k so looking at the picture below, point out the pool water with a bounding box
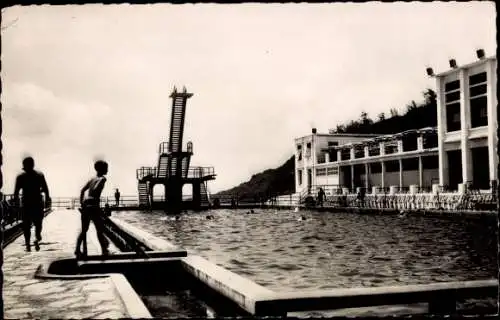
[113,209,497,292]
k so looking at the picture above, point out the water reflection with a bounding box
[115,209,497,291]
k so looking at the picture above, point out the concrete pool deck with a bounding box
[2,209,152,319]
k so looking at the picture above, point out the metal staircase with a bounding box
[181,157,190,178]
[157,155,169,179]
[167,87,192,178]
[138,182,150,207]
[157,142,169,179]
[200,181,210,208]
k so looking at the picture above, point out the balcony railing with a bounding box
[136,166,156,180]
[159,141,169,154]
[186,166,215,178]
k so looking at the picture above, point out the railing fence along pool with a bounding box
[14,187,496,213]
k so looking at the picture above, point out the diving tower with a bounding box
[136,87,216,213]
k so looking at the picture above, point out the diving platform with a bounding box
[135,87,216,212]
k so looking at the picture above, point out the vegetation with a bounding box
[214,89,437,199]
[332,89,437,135]
[213,155,295,201]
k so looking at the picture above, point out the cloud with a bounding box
[2,82,135,197]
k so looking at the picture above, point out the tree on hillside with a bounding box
[378,112,385,121]
[360,111,373,126]
[390,108,399,118]
[405,100,418,113]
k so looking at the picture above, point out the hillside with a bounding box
[213,156,295,201]
[214,89,437,200]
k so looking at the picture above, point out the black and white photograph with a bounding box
[0,1,498,318]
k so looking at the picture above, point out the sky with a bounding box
[1,2,496,198]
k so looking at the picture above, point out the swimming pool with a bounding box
[113,208,497,293]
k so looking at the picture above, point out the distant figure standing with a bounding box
[14,157,51,252]
[357,187,366,207]
[114,188,120,206]
[75,160,110,257]
[317,187,326,207]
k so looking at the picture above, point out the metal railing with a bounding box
[1,196,22,228]
[186,166,215,179]
[293,184,498,211]
[1,194,52,246]
[136,166,156,180]
[158,141,169,154]
[42,194,200,210]
[137,165,214,180]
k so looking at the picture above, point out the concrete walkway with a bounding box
[2,209,137,319]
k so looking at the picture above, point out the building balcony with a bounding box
[319,128,438,165]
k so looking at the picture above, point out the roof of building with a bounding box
[295,132,378,141]
[322,127,437,150]
[435,55,496,77]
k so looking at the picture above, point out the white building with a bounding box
[294,53,498,196]
[294,131,375,195]
[436,55,497,191]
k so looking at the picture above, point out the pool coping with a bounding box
[110,273,153,318]
[110,217,275,314]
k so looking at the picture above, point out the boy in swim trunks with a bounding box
[75,160,110,257]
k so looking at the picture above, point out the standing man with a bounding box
[114,188,120,207]
[14,157,51,252]
[317,187,326,207]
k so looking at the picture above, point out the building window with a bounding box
[470,96,488,127]
[354,146,364,159]
[368,143,380,156]
[328,141,339,147]
[445,79,461,132]
[446,102,461,132]
[422,155,439,169]
[354,164,366,175]
[327,167,338,175]
[469,72,487,85]
[445,79,460,91]
[317,153,326,164]
[384,142,398,154]
[402,135,418,152]
[469,72,488,128]
[298,170,302,185]
[423,133,438,149]
[341,148,350,160]
[329,150,338,162]
[402,158,419,170]
[384,160,400,172]
[316,168,327,176]
[370,162,382,173]
[305,142,312,158]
